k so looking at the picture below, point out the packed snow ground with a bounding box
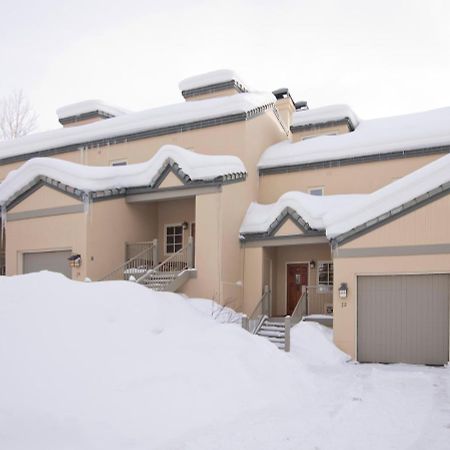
[1,272,449,450]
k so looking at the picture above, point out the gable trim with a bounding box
[7,204,84,222]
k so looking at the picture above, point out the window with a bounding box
[110,160,127,166]
[308,187,324,196]
[165,225,183,254]
[318,261,333,286]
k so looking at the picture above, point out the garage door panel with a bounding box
[23,251,72,279]
[358,274,449,365]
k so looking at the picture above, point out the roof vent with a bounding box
[272,88,290,100]
[294,101,308,111]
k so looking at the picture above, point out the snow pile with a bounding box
[0,145,246,205]
[56,100,129,120]
[240,191,363,234]
[324,151,450,237]
[0,272,310,449]
[291,104,359,129]
[260,106,450,169]
[0,92,274,160]
[188,298,244,324]
[290,321,350,366]
[179,69,248,92]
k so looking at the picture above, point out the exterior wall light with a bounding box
[182,221,189,230]
[68,254,82,268]
[339,282,348,299]
[309,260,316,269]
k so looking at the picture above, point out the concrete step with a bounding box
[267,336,285,343]
[258,330,285,338]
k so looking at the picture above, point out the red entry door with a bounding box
[286,263,309,315]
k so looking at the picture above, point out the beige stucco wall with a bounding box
[333,194,450,359]
[258,153,440,201]
[86,199,158,281]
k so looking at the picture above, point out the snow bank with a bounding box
[188,298,243,324]
[0,92,274,160]
[240,191,363,234]
[0,272,311,449]
[290,321,350,366]
[56,99,129,120]
[291,104,359,129]
[259,106,450,169]
[179,69,248,92]
[0,145,246,205]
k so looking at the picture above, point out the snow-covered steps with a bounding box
[256,318,290,351]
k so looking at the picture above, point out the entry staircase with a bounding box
[100,238,195,292]
[242,285,332,352]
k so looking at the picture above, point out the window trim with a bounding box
[308,186,324,196]
[317,260,333,287]
[164,223,184,256]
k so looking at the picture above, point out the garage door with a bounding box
[23,251,72,278]
[358,274,449,365]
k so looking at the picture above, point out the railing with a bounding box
[101,239,157,281]
[242,285,271,333]
[0,250,5,276]
[305,285,333,315]
[291,290,307,326]
[137,237,193,286]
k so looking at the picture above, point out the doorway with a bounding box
[286,263,308,315]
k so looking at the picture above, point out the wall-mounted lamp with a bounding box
[339,282,348,299]
[68,254,82,268]
[182,221,189,230]
[309,260,316,269]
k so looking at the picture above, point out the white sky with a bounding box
[1,0,450,132]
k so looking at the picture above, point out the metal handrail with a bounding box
[137,237,193,285]
[101,240,156,281]
[247,285,271,333]
[291,290,307,325]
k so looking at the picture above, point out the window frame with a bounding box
[164,223,184,255]
[317,261,334,287]
[308,186,324,196]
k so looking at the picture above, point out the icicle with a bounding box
[0,204,6,249]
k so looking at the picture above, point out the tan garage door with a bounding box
[23,251,72,279]
[358,274,449,365]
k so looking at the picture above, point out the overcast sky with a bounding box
[1,0,450,132]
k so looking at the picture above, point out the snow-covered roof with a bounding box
[291,104,359,129]
[0,145,247,206]
[243,152,450,243]
[0,92,274,161]
[179,69,248,93]
[324,152,450,239]
[240,191,363,234]
[259,106,450,170]
[56,100,129,121]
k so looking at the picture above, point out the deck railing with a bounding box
[101,239,157,281]
[136,237,193,285]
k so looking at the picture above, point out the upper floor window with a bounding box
[318,261,333,286]
[308,187,324,196]
[110,160,127,167]
[165,224,183,254]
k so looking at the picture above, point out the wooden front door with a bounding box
[286,263,309,315]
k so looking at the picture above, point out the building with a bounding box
[0,70,449,365]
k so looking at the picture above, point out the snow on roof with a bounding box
[243,152,450,240]
[0,145,246,205]
[56,100,129,120]
[324,152,450,238]
[291,104,359,129]
[179,69,248,92]
[0,92,274,160]
[240,191,363,234]
[259,106,450,170]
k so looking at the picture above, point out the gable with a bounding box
[340,193,450,250]
[9,185,81,214]
[157,170,185,189]
[273,218,304,237]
